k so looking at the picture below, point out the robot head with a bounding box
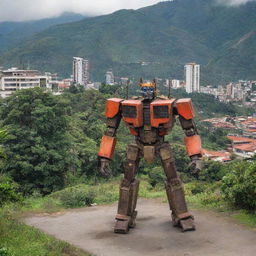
[139,78,156,100]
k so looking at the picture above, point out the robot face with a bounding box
[141,86,155,100]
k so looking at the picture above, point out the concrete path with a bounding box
[25,199,256,256]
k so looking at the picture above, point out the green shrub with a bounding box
[184,182,207,195]
[198,191,221,206]
[51,185,95,208]
[221,161,256,210]
[0,175,21,206]
[148,167,165,187]
[0,248,13,256]
[199,160,225,182]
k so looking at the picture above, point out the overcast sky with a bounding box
[0,0,161,22]
[0,0,255,22]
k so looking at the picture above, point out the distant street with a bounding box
[25,199,256,256]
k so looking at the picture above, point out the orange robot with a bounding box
[98,79,202,233]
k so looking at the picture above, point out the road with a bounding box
[25,199,256,256]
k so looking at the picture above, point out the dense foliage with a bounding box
[0,87,254,205]
[0,89,79,195]
[0,175,21,206]
[221,161,256,210]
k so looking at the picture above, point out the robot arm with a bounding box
[176,99,202,174]
[98,98,123,176]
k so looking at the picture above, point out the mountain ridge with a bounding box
[0,0,256,84]
[0,12,86,53]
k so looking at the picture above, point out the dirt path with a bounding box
[25,199,256,256]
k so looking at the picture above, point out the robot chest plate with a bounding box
[121,99,175,128]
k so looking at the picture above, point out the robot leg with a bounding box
[114,143,141,234]
[159,142,195,232]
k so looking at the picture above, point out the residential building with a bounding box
[73,57,90,86]
[120,77,129,85]
[227,135,256,158]
[172,79,181,89]
[233,143,256,158]
[202,149,231,162]
[105,70,115,85]
[226,83,233,97]
[184,63,200,93]
[0,68,49,98]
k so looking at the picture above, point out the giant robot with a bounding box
[98,79,202,234]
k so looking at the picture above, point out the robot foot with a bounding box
[180,217,196,232]
[172,213,195,232]
[114,211,138,234]
[114,219,130,234]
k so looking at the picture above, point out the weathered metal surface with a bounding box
[143,146,155,163]
[98,82,202,234]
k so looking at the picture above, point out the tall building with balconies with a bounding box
[73,57,90,86]
[184,63,200,93]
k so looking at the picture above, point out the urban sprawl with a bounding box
[0,58,255,159]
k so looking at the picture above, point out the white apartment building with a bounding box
[172,79,181,89]
[184,63,200,93]
[73,57,90,86]
[105,71,115,85]
[0,68,49,98]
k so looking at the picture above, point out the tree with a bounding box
[199,160,224,181]
[221,161,256,210]
[0,88,79,195]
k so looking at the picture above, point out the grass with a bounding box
[15,179,256,231]
[231,210,256,227]
[0,209,90,256]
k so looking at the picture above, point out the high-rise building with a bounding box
[184,63,200,93]
[226,83,234,97]
[105,70,115,85]
[73,57,89,86]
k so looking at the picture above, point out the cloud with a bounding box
[216,0,256,6]
[0,0,161,22]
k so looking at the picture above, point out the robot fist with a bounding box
[98,157,112,177]
[190,155,203,175]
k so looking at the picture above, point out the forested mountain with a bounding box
[0,12,85,53]
[0,0,256,84]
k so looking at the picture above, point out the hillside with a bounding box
[0,13,85,54]
[0,0,256,84]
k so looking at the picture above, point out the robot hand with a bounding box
[98,157,112,177]
[190,155,203,176]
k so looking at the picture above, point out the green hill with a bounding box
[0,0,256,84]
[0,13,85,53]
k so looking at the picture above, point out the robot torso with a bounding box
[108,97,176,145]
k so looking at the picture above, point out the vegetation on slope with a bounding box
[0,87,255,254]
[0,13,85,53]
[1,0,256,83]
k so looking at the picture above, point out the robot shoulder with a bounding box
[105,98,123,118]
[156,95,169,100]
[175,98,195,120]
